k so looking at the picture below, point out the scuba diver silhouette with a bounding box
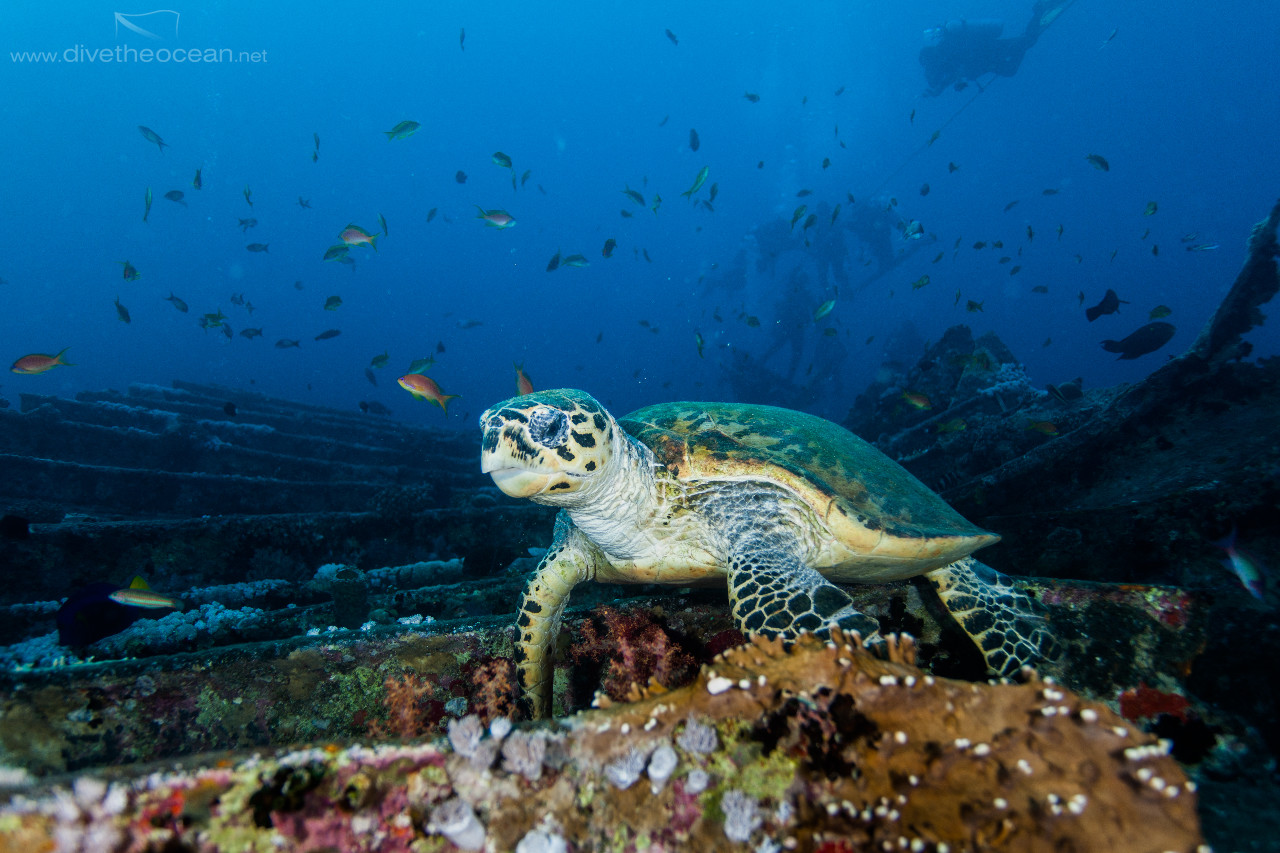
[919,1,1066,95]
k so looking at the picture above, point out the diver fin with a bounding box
[726,537,880,641]
[926,557,1058,676]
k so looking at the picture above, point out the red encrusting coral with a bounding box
[570,605,698,704]
[1118,682,1192,722]
[702,627,748,659]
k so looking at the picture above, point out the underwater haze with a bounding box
[3,0,1278,426]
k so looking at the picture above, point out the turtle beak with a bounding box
[486,466,553,498]
[480,422,555,498]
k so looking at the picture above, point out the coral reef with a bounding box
[0,632,1205,852]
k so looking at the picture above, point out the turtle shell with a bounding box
[620,401,997,580]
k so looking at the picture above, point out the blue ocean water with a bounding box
[3,1,1277,426]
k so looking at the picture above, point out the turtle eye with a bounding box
[528,407,569,448]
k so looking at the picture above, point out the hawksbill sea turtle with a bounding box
[480,389,1056,718]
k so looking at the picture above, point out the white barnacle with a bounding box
[1150,776,1167,791]
[826,802,840,815]
[838,657,852,668]
[758,674,767,686]
[878,675,898,686]
[903,675,916,688]
[908,775,919,787]
[1040,705,1058,716]
[1079,708,1098,723]
[620,724,630,735]
[1136,767,1153,782]
[894,731,909,745]
[738,679,752,690]
[1017,758,1033,775]
[1112,726,1129,737]
[993,798,1008,810]
[953,738,971,750]
[707,676,734,695]
[644,718,658,731]
[973,743,991,757]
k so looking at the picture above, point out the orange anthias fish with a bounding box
[398,374,459,414]
[901,391,932,411]
[339,224,379,251]
[514,362,534,395]
[11,347,73,374]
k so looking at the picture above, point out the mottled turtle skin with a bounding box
[480,389,1053,718]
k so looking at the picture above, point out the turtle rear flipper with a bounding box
[727,535,880,641]
[927,557,1058,676]
[516,514,596,719]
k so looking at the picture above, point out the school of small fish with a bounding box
[7,22,1218,426]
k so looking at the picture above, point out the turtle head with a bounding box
[480,389,615,503]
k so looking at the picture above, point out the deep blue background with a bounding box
[3,1,1278,426]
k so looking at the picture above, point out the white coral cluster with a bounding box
[94,601,267,655]
[502,731,548,781]
[9,777,128,853]
[429,797,485,851]
[721,788,763,842]
[977,362,1045,403]
[447,714,528,774]
[602,747,647,790]
[677,716,719,754]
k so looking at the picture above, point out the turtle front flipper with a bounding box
[926,557,1058,676]
[516,513,598,719]
[726,534,880,642]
